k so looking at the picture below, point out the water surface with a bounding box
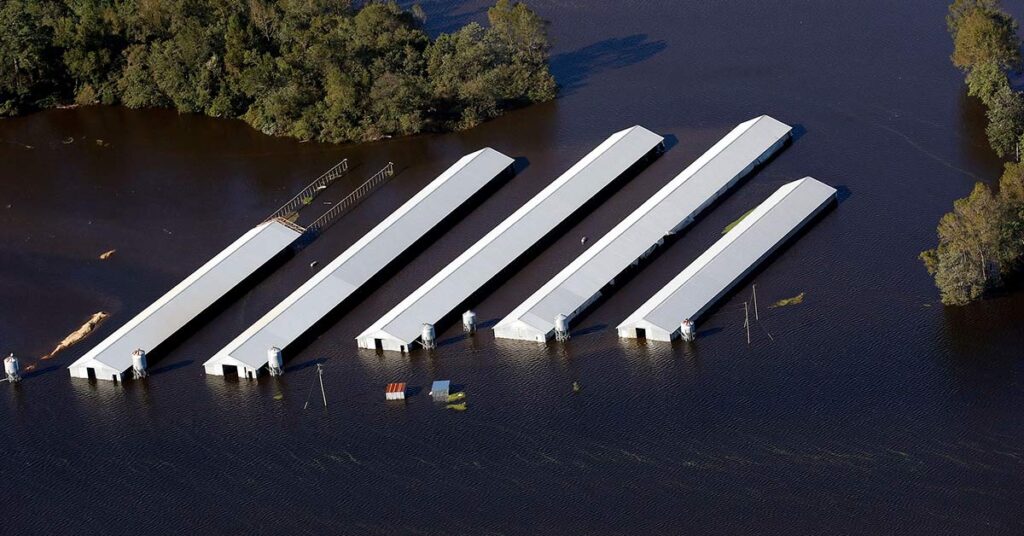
[2,1,1023,534]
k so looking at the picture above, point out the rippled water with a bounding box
[2,1,1023,534]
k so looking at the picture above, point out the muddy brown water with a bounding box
[1,1,1023,534]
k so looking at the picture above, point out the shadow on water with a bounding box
[570,323,606,338]
[22,364,61,379]
[696,327,723,339]
[836,185,853,204]
[437,333,468,347]
[957,91,1005,178]
[285,356,328,373]
[149,360,193,376]
[551,34,668,95]
[790,124,808,142]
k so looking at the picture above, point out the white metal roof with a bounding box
[493,115,792,342]
[204,148,514,371]
[69,219,302,375]
[616,177,836,341]
[357,126,665,351]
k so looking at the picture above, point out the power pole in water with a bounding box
[744,302,751,345]
[303,362,329,409]
[317,364,327,408]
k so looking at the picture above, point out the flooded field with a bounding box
[1,1,1023,534]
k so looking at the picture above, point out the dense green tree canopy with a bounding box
[922,162,1024,305]
[0,0,557,143]
[947,0,1022,156]
[925,0,1024,304]
[950,4,1020,71]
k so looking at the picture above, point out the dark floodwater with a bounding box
[3,1,1024,534]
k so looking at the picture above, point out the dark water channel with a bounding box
[1,1,1023,534]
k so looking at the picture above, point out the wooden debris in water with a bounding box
[99,249,116,260]
[43,312,109,359]
[770,292,805,308]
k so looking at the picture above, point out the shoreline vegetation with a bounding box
[0,0,556,143]
[920,0,1024,305]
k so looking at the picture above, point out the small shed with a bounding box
[430,380,450,402]
[385,382,406,400]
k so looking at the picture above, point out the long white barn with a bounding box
[493,115,792,342]
[357,126,665,352]
[203,148,514,377]
[616,177,836,342]
[69,219,303,381]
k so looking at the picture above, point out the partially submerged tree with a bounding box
[922,164,1024,305]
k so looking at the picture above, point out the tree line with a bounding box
[921,0,1024,305]
[0,0,557,143]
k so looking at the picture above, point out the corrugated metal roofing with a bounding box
[203,148,513,373]
[386,382,406,400]
[68,219,302,379]
[356,126,665,352]
[430,380,450,401]
[616,177,836,342]
[493,115,792,342]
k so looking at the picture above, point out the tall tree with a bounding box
[984,85,1024,159]
[0,0,59,115]
[950,5,1020,71]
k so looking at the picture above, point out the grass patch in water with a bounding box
[722,208,755,234]
[770,292,805,308]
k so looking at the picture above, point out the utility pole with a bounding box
[744,302,751,345]
[317,363,327,408]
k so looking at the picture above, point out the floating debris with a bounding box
[572,381,581,394]
[722,208,755,234]
[44,312,109,359]
[99,249,116,260]
[309,261,319,269]
[2,139,34,150]
[447,391,466,403]
[386,382,406,400]
[430,380,450,402]
[95,139,110,147]
[62,137,74,145]
[273,392,284,401]
[770,292,805,308]
[446,402,467,411]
